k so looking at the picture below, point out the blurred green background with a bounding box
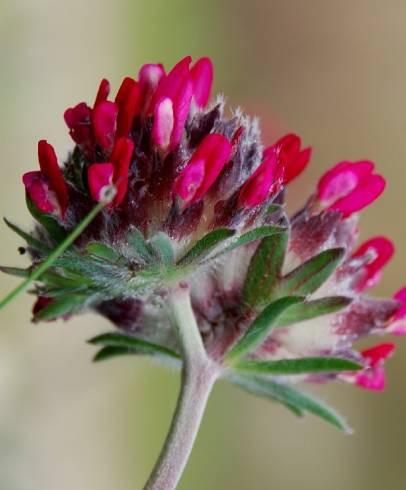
[1,1,406,488]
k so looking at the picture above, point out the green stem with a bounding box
[0,202,105,310]
[143,286,219,490]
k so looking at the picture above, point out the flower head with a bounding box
[4,55,405,433]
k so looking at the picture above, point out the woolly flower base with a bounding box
[1,54,405,489]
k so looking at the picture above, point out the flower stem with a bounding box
[143,286,218,490]
[0,202,105,310]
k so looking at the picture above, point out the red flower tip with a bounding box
[34,140,69,217]
[23,171,60,215]
[94,78,111,107]
[88,163,115,203]
[32,296,55,322]
[152,57,194,151]
[351,236,395,291]
[237,150,284,208]
[173,133,232,206]
[64,102,93,146]
[316,160,385,217]
[190,57,213,108]
[92,101,118,150]
[385,287,406,335]
[110,137,134,207]
[353,343,396,391]
[138,63,165,113]
[115,77,140,138]
[264,133,311,185]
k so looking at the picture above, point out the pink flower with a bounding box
[92,101,118,150]
[114,77,140,138]
[385,287,406,335]
[88,137,134,208]
[264,133,311,184]
[65,79,111,149]
[237,150,285,208]
[151,56,194,151]
[173,133,232,206]
[354,343,395,391]
[316,160,385,217]
[190,57,213,108]
[351,236,395,291]
[138,63,165,114]
[22,140,69,218]
[63,102,93,147]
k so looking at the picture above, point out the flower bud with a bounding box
[173,133,232,206]
[316,160,385,217]
[351,236,394,291]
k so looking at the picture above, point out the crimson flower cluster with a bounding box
[10,55,405,400]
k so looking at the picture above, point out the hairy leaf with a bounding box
[89,333,180,362]
[177,228,235,266]
[276,248,345,298]
[149,232,174,265]
[275,296,352,326]
[243,230,288,306]
[127,228,156,263]
[230,374,351,432]
[86,242,121,262]
[4,218,51,254]
[234,357,361,375]
[225,296,303,363]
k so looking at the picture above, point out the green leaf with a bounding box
[127,228,156,263]
[26,194,67,242]
[225,296,303,363]
[0,266,29,277]
[243,230,288,306]
[227,374,303,416]
[0,203,105,311]
[34,293,89,321]
[149,232,174,264]
[275,296,352,327]
[276,248,345,298]
[85,242,121,262]
[230,374,351,432]
[178,228,235,266]
[209,226,286,261]
[234,357,361,376]
[4,218,51,254]
[88,333,180,362]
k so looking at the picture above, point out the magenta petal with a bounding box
[238,153,281,208]
[152,97,174,150]
[88,163,114,202]
[22,171,59,215]
[191,133,232,202]
[37,140,69,216]
[173,133,232,205]
[361,342,395,366]
[138,63,165,113]
[92,101,118,150]
[355,366,386,391]
[64,102,93,146]
[190,57,213,107]
[317,161,374,203]
[351,236,395,291]
[94,78,111,107]
[170,77,194,150]
[329,174,385,217]
[285,147,312,184]
[110,137,134,207]
[173,158,205,202]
